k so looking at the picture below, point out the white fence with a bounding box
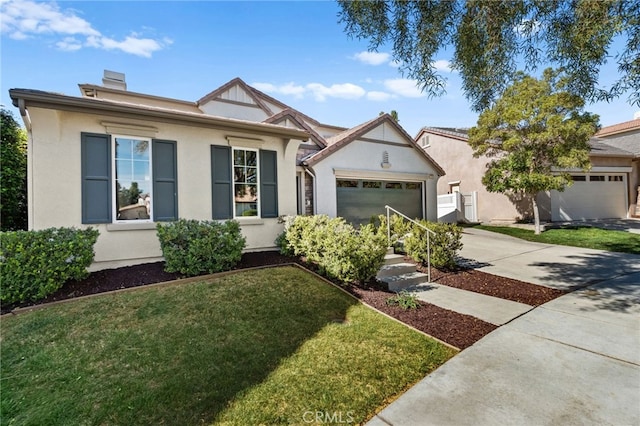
[437,191,478,223]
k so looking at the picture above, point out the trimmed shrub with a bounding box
[404,220,463,269]
[278,215,388,284]
[156,219,246,276]
[0,227,99,304]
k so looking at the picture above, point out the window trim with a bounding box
[232,146,261,219]
[112,134,154,223]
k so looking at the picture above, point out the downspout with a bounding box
[18,98,32,131]
[303,165,317,215]
[18,98,34,229]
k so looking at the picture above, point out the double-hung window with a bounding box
[211,145,278,220]
[114,136,152,221]
[81,132,178,224]
[233,148,259,217]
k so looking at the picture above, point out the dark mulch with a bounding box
[3,251,567,350]
[417,262,567,306]
[350,286,498,349]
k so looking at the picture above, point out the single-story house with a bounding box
[417,119,640,223]
[10,71,443,270]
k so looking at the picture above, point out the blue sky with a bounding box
[2,0,638,137]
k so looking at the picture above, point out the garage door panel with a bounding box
[551,176,626,221]
[337,180,422,225]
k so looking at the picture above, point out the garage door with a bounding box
[336,179,422,225]
[551,174,626,221]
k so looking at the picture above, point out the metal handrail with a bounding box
[385,205,435,282]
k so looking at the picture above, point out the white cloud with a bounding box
[353,51,391,66]
[253,82,307,99]
[0,0,168,57]
[433,59,453,73]
[383,79,426,98]
[306,83,366,101]
[367,91,393,101]
[56,36,82,51]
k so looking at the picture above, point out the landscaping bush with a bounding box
[404,220,463,269]
[0,227,99,304]
[277,215,388,284]
[156,219,246,276]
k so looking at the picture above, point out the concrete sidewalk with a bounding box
[368,229,640,426]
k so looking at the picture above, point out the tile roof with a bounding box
[418,126,470,141]
[595,118,640,137]
[589,138,635,157]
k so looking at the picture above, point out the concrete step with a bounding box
[382,271,430,292]
[377,262,417,279]
[383,253,406,265]
[386,246,395,255]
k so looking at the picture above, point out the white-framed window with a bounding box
[233,147,259,217]
[113,135,152,222]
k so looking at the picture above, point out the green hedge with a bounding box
[404,220,463,269]
[156,219,246,276]
[278,215,388,284]
[0,227,99,305]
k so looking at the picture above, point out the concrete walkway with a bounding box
[409,282,532,325]
[368,228,640,426]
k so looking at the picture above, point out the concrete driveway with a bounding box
[368,228,640,426]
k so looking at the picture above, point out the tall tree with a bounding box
[468,69,599,234]
[0,109,28,231]
[338,0,639,111]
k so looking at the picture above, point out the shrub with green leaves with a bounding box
[156,219,246,276]
[386,291,421,310]
[0,227,99,305]
[404,220,463,269]
[278,215,388,284]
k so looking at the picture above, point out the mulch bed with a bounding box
[2,251,567,350]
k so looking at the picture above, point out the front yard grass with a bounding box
[1,266,456,425]
[476,225,640,255]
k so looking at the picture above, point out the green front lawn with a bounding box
[1,266,456,425]
[476,225,640,255]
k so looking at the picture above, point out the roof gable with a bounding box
[306,114,445,175]
[197,77,275,116]
[263,109,327,148]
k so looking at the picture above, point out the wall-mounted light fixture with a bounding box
[381,151,391,169]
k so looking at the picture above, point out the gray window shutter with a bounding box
[211,145,232,219]
[260,149,278,218]
[81,132,112,224]
[152,140,178,221]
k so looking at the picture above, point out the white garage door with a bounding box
[336,179,423,225]
[551,174,626,221]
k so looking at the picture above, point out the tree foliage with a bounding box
[468,69,599,233]
[1,109,28,231]
[338,0,639,111]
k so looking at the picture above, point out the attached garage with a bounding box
[551,173,628,221]
[336,179,423,225]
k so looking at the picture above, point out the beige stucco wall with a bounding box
[310,128,440,221]
[424,133,529,223]
[27,107,301,270]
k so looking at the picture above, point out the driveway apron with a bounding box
[368,228,640,426]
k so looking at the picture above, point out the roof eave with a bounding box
[10,89,309,141]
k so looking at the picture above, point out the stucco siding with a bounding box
[27,107,300,269]
[311,139,439,221]
[425,133,526,222]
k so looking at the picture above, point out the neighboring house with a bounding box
[10,72,443,270]
[417,121,639,223]
[593,119,640,218]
